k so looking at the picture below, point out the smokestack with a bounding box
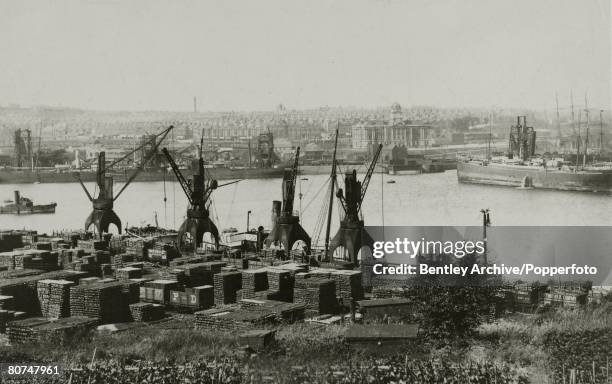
[271,200,281,226]
[193,96,197,113]
[14,191,20,204]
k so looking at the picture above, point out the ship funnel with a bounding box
[14,191,20,204]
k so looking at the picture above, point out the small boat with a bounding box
[0,191,57,215]
[386,180,396,184]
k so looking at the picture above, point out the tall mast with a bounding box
[555,93,561,145]
[576,110,581,170]
[487,113,492,160]
[570,90,576,134]
[599,110,604,156]
[324,123,339,258]
[583,95,589,167]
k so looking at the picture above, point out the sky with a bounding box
[0,0,610,112]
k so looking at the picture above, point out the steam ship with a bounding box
[456,116,612,193]
[0,191,57,214]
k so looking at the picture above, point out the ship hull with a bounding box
[0,203,56,214]
[457,161,612,193]
[0,167,284,184]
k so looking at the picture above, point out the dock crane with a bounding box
[327,143,383,265]
[75,125,173,238]
[162,139,223,252]
[265,147,311,254]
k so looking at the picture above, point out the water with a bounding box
[0,171,611,245]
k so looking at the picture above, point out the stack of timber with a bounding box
[8,316,97,344]
[213,271,242,305]
[169,285,214,311]
[76,239,108,252]
[194,307,276,331]
[240,269,269,299]
[115,267,142,280]
[37,279,75,318]
[261,268,293,302]
[128,303,165,322]
[293,274,337,316]
[0,231,25,252]
[69,281,127,323]
[0,270,87,314]
[142,280,179,304]
[239,298,305,323]
[125,238,152,261]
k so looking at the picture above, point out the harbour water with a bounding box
[0,170,610,245]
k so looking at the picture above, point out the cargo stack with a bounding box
[61,232,82,248]
[121,280,141,304]
[331,270,364,304]
[194,307,276,331]
[7,317,50,343]
[543,288,588,308]
[111,253,135,268]
[115,267,142,280]
[77,239,108,252]
[0,231,25,252]
[189,285,214,309]
[8,316,97,344]
[514,283,547,312]
[14,254,32,270]
[294,275,337,316]
[129,303,165,322]
[69,282,127,323]
[147,243,179,264]
[264,268,293,302]
[241,269,269,299]
[213,271,242,305]
[142,280,179,304]
[160,269,188,287]
[176,263,214,287]
[23,250,59,271]
[20,232,38,247]
[201,261,226,274]
[239,298,305,323]
[0,270,86,314]
[37,279,75,318]
[108,235,125,253]
[0,251,20,270]
[125,238,151,261]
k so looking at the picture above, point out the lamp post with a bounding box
[246,210,252,232]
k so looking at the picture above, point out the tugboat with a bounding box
[0,191,57,214]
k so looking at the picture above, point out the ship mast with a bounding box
[555,93,561,146]
[570,90,576,134]
[575,110,581,170]
[600,110,605,157]
[583,95,590,167]
[324,123,339,258]
[487,113,492,160]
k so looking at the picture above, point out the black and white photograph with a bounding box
[0,0,610,383]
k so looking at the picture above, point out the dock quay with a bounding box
[0,228,377,344]
[0,227,608,349]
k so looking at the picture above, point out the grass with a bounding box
[473,303,612,382]
[0,303,609,383]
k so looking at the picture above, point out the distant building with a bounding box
[351,103,434,150]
